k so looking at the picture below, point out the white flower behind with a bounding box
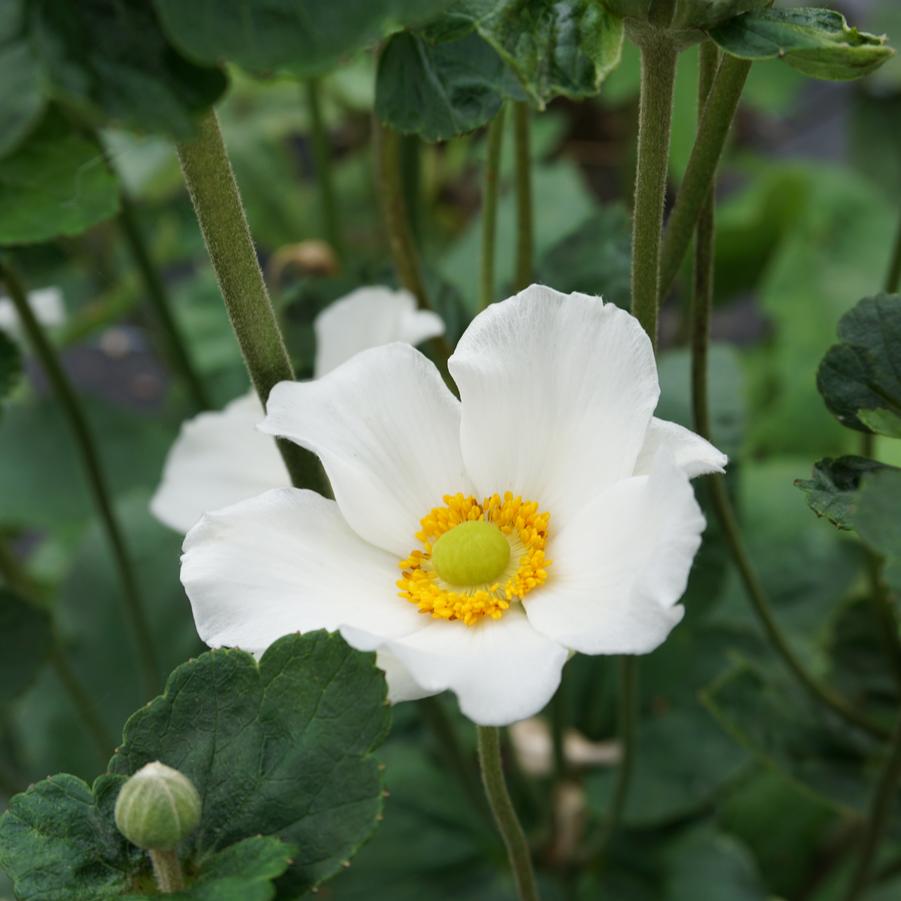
[181,285,726,726]
[0,287,66,341]
[151,286,444,533]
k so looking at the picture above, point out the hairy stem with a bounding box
[0,263,159,695]
[480,107,507,310]
[150,848,185,893]
[175,110,317,490]
[305,77,343,257]
[513,102,534,291]
[477,726,540,901]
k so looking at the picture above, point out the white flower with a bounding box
[0,287,66,341]
[181,286,726,726]
[150,286,444,532]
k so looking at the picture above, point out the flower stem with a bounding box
[0,262,159,696]
[886,207,901,295]
[658,54,751,302]
[513,102,534,291]
[631,32,678,347]
[477,725,540,901]
[304,77,343,258]
[149,848,185,893]
[175,110,318,490]
[117,190,210,412]
[843,715,901,901]
[480,107,507,310]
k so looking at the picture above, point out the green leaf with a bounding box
[855,467,901,593]
[710,8,895,81]
[31,0,227,139]
[375,30,520,141]
[109,631,390,895]
[600,0,770,31]
[0,328,22,408]
[0,589,53,704]
[817,294,901,436]
[0,109,119,245]
[0,0,44,158]
[795,456,897,530]
[153,0,454,77]
[0,773,141,900]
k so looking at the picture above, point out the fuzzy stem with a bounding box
[631,33,678,347]
[480,107,507,310]
[117,190,210,411]
[175,110,316,489]
[513,102,534,291]
[305,77,343,257]
[149,848,185,893]
[658,54,751,301]
[477,725,540,901]
[0,262,159,695]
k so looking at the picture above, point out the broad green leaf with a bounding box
[153,0,454,77]
[375,30,520,141]
[0,0,44,158]
[0,773,141,900]
[109,632,390,895]
[31,0,227,139]
[0,109,119,245]
[0,328,22,408]
[817,294,901,436]
[0,589,53,704]
[600,0,769,30]
[855,468,901,592]
[710,8,894,81]
[795,456,896,530]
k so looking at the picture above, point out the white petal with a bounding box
[381,609,568,726]
[0,286,65,339]
[375,649,438,703]
[449,285,659,527]
[181,488,425,653]
[314,286,444,378]
[524,451,704,655]
[261,344,472,556]
[633,417,726,478]
[151,391,288,533]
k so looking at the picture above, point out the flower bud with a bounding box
[114,761,201,851]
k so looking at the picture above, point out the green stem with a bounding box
[658,54,751,301]
[0,263,159,696]
[886,207,901,295]
[550,683,567,785]
[373,119,451,360]
[513,102,534,291]
[631,33,678,347]
[843,716,901,900]
[175,110,315,490]
[150,848,185,893]
[117,190,210,411]
[480,107,507,310]
[399,133,423,245]
[304,77,343,257]
[477,726,540,901]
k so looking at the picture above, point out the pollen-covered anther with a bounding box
[397,492,551,626]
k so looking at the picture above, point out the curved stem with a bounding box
[480,107,507,310]
[117,190,210,411]
[658,54,751,302]
[513,102,534,292]
[477,725,540,901]
[175,110,319,490]
[305,77,343,257]
[631,32,678,348]
[843,715,901,900]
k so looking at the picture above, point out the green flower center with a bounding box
[430,520,511,587]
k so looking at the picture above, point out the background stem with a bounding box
[0,263,159,696]
[305,77,343,257]
[886,207,901,295]
[513,102,534,291]
[480,108,506,310]
[477,725,540,901]
[176,110,317,490]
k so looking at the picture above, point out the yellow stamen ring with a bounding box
[397,492,551,626]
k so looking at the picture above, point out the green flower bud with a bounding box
[601,0,771,31]
[114,761,201,851]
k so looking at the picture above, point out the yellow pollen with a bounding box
[397,492,551,627]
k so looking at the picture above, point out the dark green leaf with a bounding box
[0,328,22,408]
[795,455,896,530]
[855,467,901,593]
[817,294,901,436]
[0,773,141,900]
[31,0,227,139]
[109,631,390,895]
[0,0,44,158]
[0,109,119,245]
[153,0,454,77]
[0,589,53,704]
[710,8,894,81]
[375,30,520,141]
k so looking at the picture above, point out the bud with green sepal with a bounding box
[114,761,201,892]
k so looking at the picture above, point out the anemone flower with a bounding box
[151,286,443,532]
[181,285,725,725]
